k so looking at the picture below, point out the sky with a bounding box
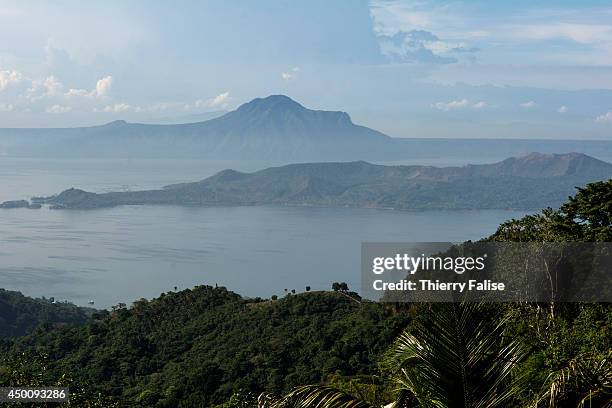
[1,0,612,138]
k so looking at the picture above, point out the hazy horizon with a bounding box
[1,0,612,139]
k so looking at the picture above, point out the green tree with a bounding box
[529,351,611,408]
[492,180,612,243]
[271,302,527,407]
[559,180,612,241]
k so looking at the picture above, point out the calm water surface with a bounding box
[0,158,529,307]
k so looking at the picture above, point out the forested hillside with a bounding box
[262,181,612,408]
[0,289,90,338]
[0,181,610,407]
[1,289,408,407]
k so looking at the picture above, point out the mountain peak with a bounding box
[488,152,612,178]
[237,95,305,113]
[101,120,128,127]
[230,95,356,129]
[512,152,597,166]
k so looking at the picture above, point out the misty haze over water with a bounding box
[0,157,527,307]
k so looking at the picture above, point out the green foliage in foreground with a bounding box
[1,290,408,407]
[1,180,610,407]
[491,181,612,407]
[267,302,528,408]
[0,352,119,407]
[265,180,612,408]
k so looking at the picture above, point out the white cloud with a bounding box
[63,76,113,101]
[558,105,568,113]
[46,104,72,113]
[0,74,117,114]
[369,0,433,35]
[42,76,62,96]
[595,111,612,123]
[432,99,469,110]
[0,70,23,91]
[65,88,90,97]
[95,76,113,98]
[25,75,63,101]
[208,91,230,107]
[520,101,537,108]
[472,101,487,109]
[377,30,463,64]
[99,102,132,113]
[64,76,112,99]
[193,91,231,110]
[513,23,612,45]
[0,103,15,112]
[281,67,299,81]
[369,1,479,64]
[370,1,612,67]
[432,99,486,111]
[0,70,156,117]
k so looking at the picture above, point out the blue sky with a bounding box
[1,0,612,138]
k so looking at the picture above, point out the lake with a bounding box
[0,158,529,308]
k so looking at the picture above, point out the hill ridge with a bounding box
[15,152,612,211]
[0,95,392,160]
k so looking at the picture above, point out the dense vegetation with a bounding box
[488,180,612,406]
[0,180,610,407]
[268,180,611,408]
[1,289,408,407]
[0,289,89,338]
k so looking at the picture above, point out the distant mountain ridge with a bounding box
[141,110,226,125]
[465,152,610,177]
[2,95,612,160]
[23,152,612,210]
[0,95,393,160]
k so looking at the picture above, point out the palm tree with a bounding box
[266,302,527,408]
[259,386,370,408]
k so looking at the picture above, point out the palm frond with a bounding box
[530,351,612,408]
[382,302,528,408]
[266,385,373,408]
